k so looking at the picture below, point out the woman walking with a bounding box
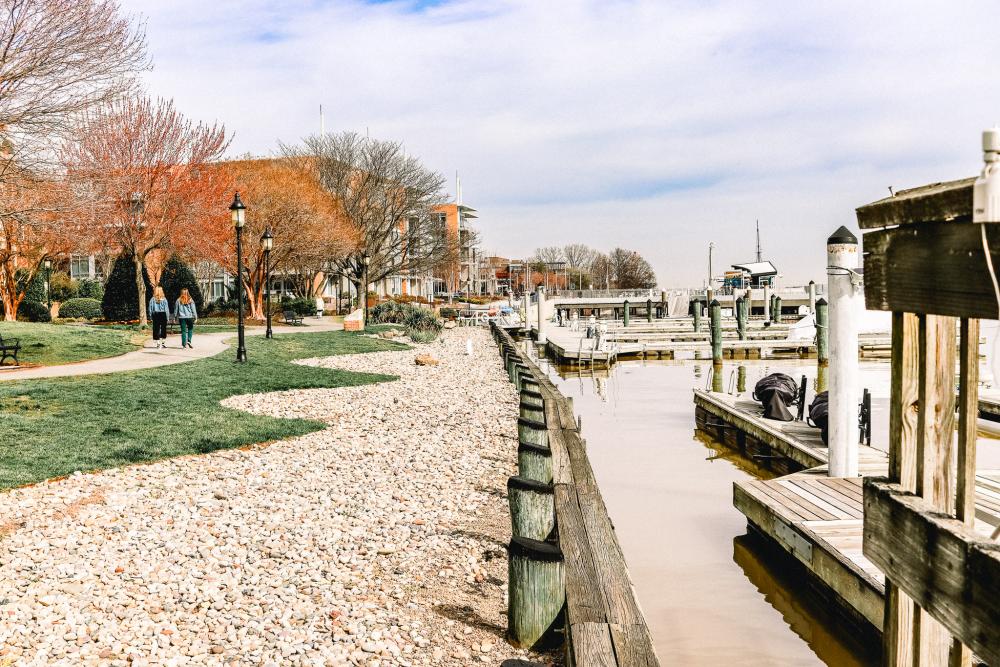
[174,288,198,349]
[149,286,170,349]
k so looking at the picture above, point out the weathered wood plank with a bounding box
[568,622,617,667]
[609,623,659,667]
[855,177,974,229]
[555,484,608,625]
[862,223,1000,319]
[956,318,979,525]
[864,478,1000,666]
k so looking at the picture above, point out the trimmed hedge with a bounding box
[18,300,51,322]
[59,298,103,320]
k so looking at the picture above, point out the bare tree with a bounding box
[563,243,597,289]
[609,247,657,289]
[0,0,148,199]
[63,96,230,324]
[283,131,451,303]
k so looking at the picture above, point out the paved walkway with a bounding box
[0,317,343,381]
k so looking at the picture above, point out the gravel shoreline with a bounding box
[0,328,559,666]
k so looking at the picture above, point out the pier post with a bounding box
[623,300,630,327]
[646,298,653,323]
[808,280,817,314]
[518,417,548,447]
[520,395,546,423]
[827,226,860,477]
[535,286,547,344]
[660,290,667,318]
[507,536,564,649]
[737,365,746,393]
[508,476,555,541]
[692,301,701,332]
[816,297,829,368]
[736,296,747,340]
[772,296,782,323]
[762,282,770,321]
[710,299,722,365]
[518,441,553,484]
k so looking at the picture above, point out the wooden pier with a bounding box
[693,388,1000,646]
[492,323,659,666]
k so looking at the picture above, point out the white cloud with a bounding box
[120,0,1000,286]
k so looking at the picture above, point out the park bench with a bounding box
[0,332,21,366]
[283,310,304,326]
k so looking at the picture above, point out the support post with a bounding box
[772,295,782,323]
[808,280,817,314]
[518,442,553,484]
[507,537,564,649]
[518,417,548,447]
[736,296,746,340]
[762,282,770,321]
[623,299,630,327]
[660,290,667,318]
[710,299,722,366]
[507,476,555,541]
[646,298,653,323]
[827,226,860,477]
[536,286,547,344]
[816,297,829,366]
[693,302,701,332]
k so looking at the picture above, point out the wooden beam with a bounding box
[885,311,920,666]
[855,177,974,229]
[862,222,1000,319]
[863,479,1000,666]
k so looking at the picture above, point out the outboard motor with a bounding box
[753,372,799,421]
[808,391,830,444]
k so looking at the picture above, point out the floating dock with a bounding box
[693,388,1000,638]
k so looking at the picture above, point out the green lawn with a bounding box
[0,321,141,366]
[0,330,406,489]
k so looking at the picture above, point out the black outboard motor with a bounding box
[753,372,799,421]
[808,390,830,444]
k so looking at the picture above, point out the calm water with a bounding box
[524,346,1000,666]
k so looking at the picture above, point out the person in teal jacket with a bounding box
[174,288,198,348]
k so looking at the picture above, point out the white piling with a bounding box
[808,280,817,314]
[827,226,861,477]
[536,286,547,345]
[762,282,770,321]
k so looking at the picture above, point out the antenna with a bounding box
[755,220,762,263]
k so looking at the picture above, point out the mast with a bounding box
[755,220,762,263]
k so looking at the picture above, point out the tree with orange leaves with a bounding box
[213,159,356,321]
[62,96,230,324]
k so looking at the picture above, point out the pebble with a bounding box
[0,330,556,666]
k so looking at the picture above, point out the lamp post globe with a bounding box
[261,227,274,339]
[230,193,248,363]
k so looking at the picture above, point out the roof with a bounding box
[731,260,777,276]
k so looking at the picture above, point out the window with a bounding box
[69,255,92,280]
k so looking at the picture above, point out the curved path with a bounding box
[0,317,343,382]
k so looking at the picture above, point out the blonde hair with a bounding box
[179,288,192,305]
[153,286,165,300]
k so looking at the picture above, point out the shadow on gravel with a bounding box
[449,528,505,548]
[501,661,554,667]
[433,603,506,638]
[474,484,508,499]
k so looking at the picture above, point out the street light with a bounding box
[230,192,247,363]
[43,258,52,312]
[361,253,370,327]
[261,227,274,339]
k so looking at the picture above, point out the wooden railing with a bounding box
[491,322,659,666]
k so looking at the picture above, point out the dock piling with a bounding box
[710,299,722,365]
[736,296,747,340]
[518,416,548,447]
[826,226,860,477]
[808,280,817,313]
[772,295,782,323]
[623,299,630,327]
[536,286,548,345]
[646,298,653,323]
[693,302,701,332]
[507,476,556,541]
[507,536,564,649]
[518,441,553,484]
[762,283,770,320]
[816,297,829,367]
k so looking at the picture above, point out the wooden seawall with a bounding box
[492,323,659,667]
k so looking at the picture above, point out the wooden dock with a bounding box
[694,388,1000,641]
[493,324,659,666]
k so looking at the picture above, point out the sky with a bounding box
[119,0,1000,288]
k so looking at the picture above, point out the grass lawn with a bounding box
[0,321,141,366]
[0,330,406,489]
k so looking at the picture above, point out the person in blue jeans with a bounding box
[174,288,198,348]
[148,286,170,348]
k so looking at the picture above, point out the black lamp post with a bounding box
[361,253,370,327]
[230,192,247,363]
[43,258,52,312]
[261,227,274,339]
